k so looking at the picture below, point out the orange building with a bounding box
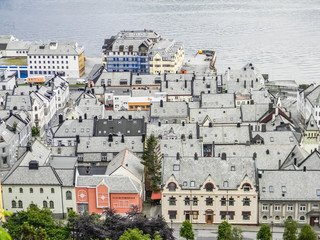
[76,176,143,214]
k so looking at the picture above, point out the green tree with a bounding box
[141,135,162,191]
[32,126,40,137]
[283,219,298,240]
[217,221,232,240]
[119,228,162,240]
[298,224,317,240]
[180,220,195,240]
[231,227,243,240]
[12,122,17,133]
[3,204,69,240]
[257,224,272,240]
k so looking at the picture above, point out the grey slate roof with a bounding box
[147,123,197,139]
[160,139,202,157]
[54,119,94,137]
[190,108,241,125]
[106,149,144,181]
[55,169,74,187]
[5,95,32,111]
[305,115,319,131]
[76,175,141,193]
[2,166,61,185]
[150,101,188,118]
[103,110,149,122]
[19,140,51,166]
[162,156,256,190]
[95,118,145,136]
[28,41,83,56]
[241,104,269,122]
[201,93,235,108]
[50,156,77,169]
[200,126,250,144]
[259,170,320,200]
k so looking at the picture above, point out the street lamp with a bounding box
[171,219,173,229]
[271,220,274,240]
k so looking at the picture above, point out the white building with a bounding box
[27,41,85,78]
[0,69,16,91]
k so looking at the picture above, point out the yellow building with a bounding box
[149,40,184,74]
[301,115,320,154]
[161,156,258,225]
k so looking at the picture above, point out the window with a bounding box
[193,211,199,220]
[242,211,250,220]
[40,188,44,193]
[206,197,213,206]
[312,204,319,209]
[8,188,12,193]
[229,198,234,206]
[43,201,48,208]
[275,216,280,221]
[220,211,227,220]
[231,166,235,171]
[51,188,54,193]
[190,181,195,187]
[223,181,229,188]
[282,186,286,193]
[221,197,226,206]
[169,197,176,206]
[274,204,281,211]
[20,188,23,193]
[317,189,320,196]
[262,204,268,211]
[193,197,198,206]
[269,186,274,192]
[30,188,33,193]
[287,204,293,211]
[184,197,190,206]
[243,184,250,191]
[12,200,16,208]
[299,216,305,221]
[299,204,306,212]
[287,216,293,220]
[262,215,268,221]
[173,164,180,171]
[228,211,235,220]
[168,182,176,192]
[169,211,176,219]
[205,183,214,192]
[66,191,72,200]
[49,201,54,209]
[18,200,23,208]
[243,198,250,206]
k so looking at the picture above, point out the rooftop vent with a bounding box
[29,160,39,170]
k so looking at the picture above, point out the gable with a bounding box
[96,183,110,208]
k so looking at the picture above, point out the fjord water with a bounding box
[0,0,320,83]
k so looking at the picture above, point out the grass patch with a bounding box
[0,57,28,66]
[69,84,86,87]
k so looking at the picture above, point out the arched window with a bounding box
[18,200,23,208]
[30,188,33,193]
[242,183,251,191]
[205,183,214,192]
[49,201,54,209]
[12,200,16,208]
[275,216,280,221]
[19,188,23,193]
[43,201,48,208]
[262,216,268,221]
[8,188,12,193]
[66,191,72,200]
[40,188,43,193]
[287,216,293,220]
[51,188,55,193]
[168,182,176,192]
[299,216,305,221]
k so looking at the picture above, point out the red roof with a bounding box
[151,191,161,200]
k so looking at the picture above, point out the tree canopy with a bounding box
[257,224,272,240]
[180,220,195,240]
[283,219,298,240]
[298,224,317,240]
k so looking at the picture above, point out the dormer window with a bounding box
[205,183,214,192]
[242,183,251,191]
[168,182,176,192]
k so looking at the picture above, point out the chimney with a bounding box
[294,158,297,165]
[269,103,273,113]
[26,143,32,152]
[79,116,82,122]
[185,80,187,88]
[244,80,246,89]
[76,135,80,143]
[209,122,213,128]
[91,88,95,95]
[142,134,146,142]
[158,122,161,127]
[203,76,205,81]
[278,160,281,169]
[9,110,13,116]
[28,160,39,170]
[108,115,112,120]
[128,115,132,120]
[160,100,163,107]
[84,113,87,119]
[59,114,63,124]
[182,121,185,126]
[121,135,125,143]
[166,80,168,88]
[221,152,226,160]
[237,122,240,128]
[303,166,306,172]
[36,84,40,90]
[194,153,198,160]
[176,152,180,160]
[251,80,253,88]
[108,134,113,142]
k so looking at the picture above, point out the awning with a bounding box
[151,191,161,200]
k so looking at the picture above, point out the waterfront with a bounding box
[1,0,320,83]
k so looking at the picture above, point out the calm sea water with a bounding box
[1,0,320,83]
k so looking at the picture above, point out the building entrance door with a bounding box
[185,213,190,220]
[310,217,319,226]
